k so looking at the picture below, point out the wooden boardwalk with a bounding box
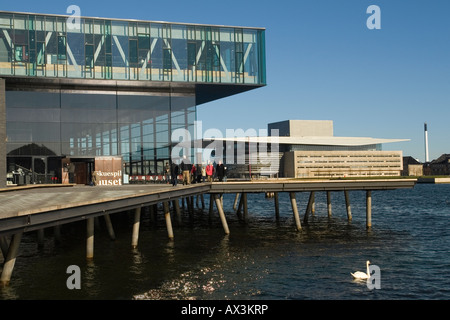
[0,178,416,285]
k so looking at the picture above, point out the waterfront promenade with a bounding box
[0,178,416,285]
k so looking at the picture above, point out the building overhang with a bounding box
[2,76,264,105]
[201,136,410,146]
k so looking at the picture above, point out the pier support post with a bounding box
[236,193,243,221]
[53,225,61,243]
[274,192,280,221]
[131,207,141,249]
[163,202,174,240]
[242,193,248,223]
[311,191,315,216]
[200,194,205,209]
[366,190,372,229]
[1,235,9,258]
[173,200,182,225]
[104,214,116,240]
[209,194,214,219]
[327,191,332,218]
[303,192,314,223]
[0,232,23,286]
[214,194,230,235]
[37,229,44,247]
[233,193,240,211]
[290,192,302,231]
[344,191,352,221]
[86,217,94,260]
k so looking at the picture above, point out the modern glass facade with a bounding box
[5,89,196,184]
[0,11,266,185]
[0,11,266,85]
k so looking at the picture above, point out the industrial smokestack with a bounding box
[424,122,429,163]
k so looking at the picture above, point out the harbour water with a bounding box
[1,183,449,300]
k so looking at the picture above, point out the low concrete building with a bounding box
[285,150,403,178]
[203,120,408,178]
[402,156,423,176]
[272,120,407,178]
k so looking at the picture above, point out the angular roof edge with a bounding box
[204,136,410,146]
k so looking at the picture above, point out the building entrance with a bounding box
[62,158,95,185]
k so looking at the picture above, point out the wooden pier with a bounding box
[0,178,416,285]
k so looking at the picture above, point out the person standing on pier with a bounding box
[180,156,191,185]
[217,161,225,182]
[206,162,214,182]
[201,163,206,183]
[190,163,197,184]
[170,161,179,186]
[165,162,170,184]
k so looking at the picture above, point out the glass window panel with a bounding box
[0,14,13,74]
[7,108,60,122]
[129,39,138,64]
[7,122,61,142]
[61,109,117,123]
[67,32,84,77]
[7,142,61,156]
[150,23,163,81]
[61,92,116,109]
[6,91,60,108]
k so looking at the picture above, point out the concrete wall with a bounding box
[283,152,296,177]
[0,79,5,187]
[284,150,403,178]
[288,120,333,137]
[407,164,423,176]
[268,120,333,137]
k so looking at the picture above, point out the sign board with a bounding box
[93,157,122,186]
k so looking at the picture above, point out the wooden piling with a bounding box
[274,192,280,221]
[290,192,302,231]
[327,191,332,218]
[53,225,61,243]
[303,192,314,223]
[344,191,352,221]
[233,193,240,211]
[86,217,94,259]
[242,193,248,223]
[366,190,372,229]
[131,207,141,249]
[311,191,315,216]
[214,193,230,235]
[200,194,205,209]
[0,232,23,286]
[163,202,174,240]
[104,214,116,240]
[173,199,182,225]
[0,236,9,258]
[236,193,244,221]
[209,194,214,219]
[37,229,44,247]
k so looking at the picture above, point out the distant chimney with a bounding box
[424,122,429,163]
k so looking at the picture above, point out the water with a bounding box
[1,184,449,300]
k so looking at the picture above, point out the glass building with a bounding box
[0,11,266,185]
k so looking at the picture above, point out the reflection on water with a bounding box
[1,184,450,300]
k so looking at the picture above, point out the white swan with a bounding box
[351,260,370,280]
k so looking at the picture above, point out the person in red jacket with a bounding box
[206,162,214,182]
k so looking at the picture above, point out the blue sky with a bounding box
[3,0,449,162]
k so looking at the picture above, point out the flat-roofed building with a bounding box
[205,120,408,179]
[270,120,408,178]
[0,11,266,186]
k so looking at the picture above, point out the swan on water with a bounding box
[351,260,371,280]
